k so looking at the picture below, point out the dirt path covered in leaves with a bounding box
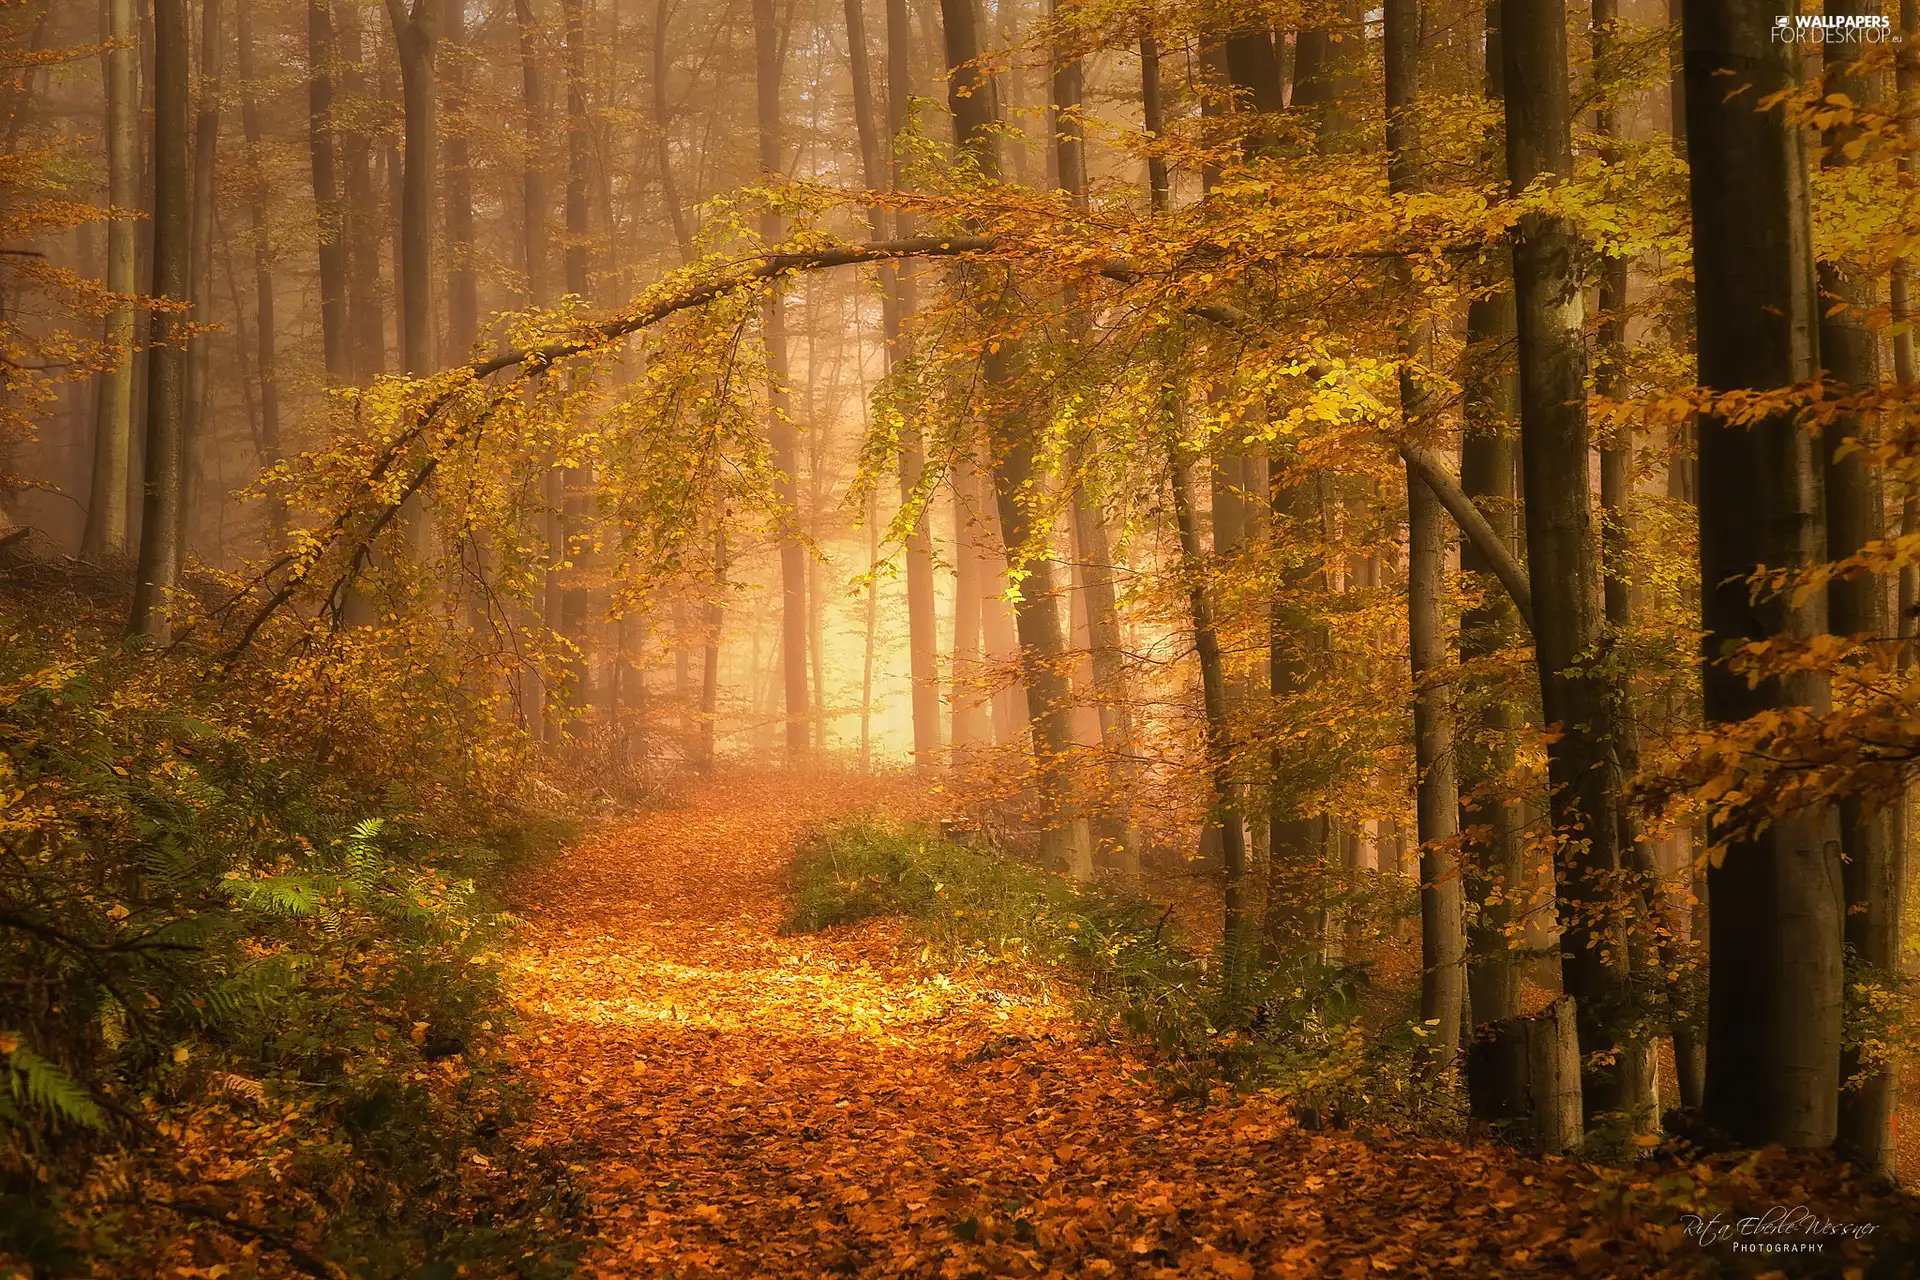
[499,774,1741,1278]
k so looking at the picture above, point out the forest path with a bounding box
[501,772,1679,1279]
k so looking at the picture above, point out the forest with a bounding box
[2,0,1920,1271]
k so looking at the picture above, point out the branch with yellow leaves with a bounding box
[216,233,1524,659]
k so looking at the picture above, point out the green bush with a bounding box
[784,820,1436,1122]
[0,620,581,1276]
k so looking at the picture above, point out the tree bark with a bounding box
[1820,0,1898,1174]
[385,0,437,377]
[1461,0,1524,1088]
[560,0,595,719]
[337,7,384,381]
[518,0,550,303]
[1501,0,1638,1126]
[1684,0,1844,1149]
[1139,34,1168,211]
[237,0,283,544]
[754,0,811,757]
[1169,429,1249,960]
[1388,0,1464,1079]
[181,0,221,570]
[942,0,1089,873]
[129,0,191,640]
[652,0,692,259]
[444,0,477,358]
[306,0,350,382]
[84,0,138,561]
[1054,5,1136,862]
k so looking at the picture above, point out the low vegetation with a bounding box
[786,819,1439,1126]
[0,581,582,1277]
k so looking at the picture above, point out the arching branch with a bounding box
[215,231,1514,660]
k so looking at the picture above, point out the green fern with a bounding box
[4,1042,104,1132]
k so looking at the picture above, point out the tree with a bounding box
[1500,0,1640,1125]
[82,0,137,561]
[307,0,351,383]
[237,0,284,542]
[1459,0,1525,1104]
[1683,0,1843,1149]
[181,0,221,563]
[939,0,1089,875]
[128,0,191,640]
[1387,0,1464,1077]
[1818,0,1899,1175]
[754,0,811,757]
[385,0,438,377]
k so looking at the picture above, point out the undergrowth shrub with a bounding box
[0,598,583,1277]
[785,819,1445,1127]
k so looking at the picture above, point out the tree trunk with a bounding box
[1053,7,1136,864]
[753,0,811,758]
[339,6,383,380]
[652,0,692,259]
[307,0,350,382]
[444,0,477,358]
[181,0,221,571]
[518,0,550,302]
[1139,34,1168,211]
[385,0,437,377]
[941,0,1089,874]
[560,0,594,720]
[237,0,283,544]
[1388,0,1464,1080]
[1268,462,1329,956]
[1683,0,1844,1149]
[951,456,989,752]
[701,527,725,771]
[1169,430,1249,962]
[1461,0,1525,1107]
[881,0,941,768]
[84,0,138,561]
[128,0,191,640]
[1501,0,1637,1127]
[1820,0,1898,1174]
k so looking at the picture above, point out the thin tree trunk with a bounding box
[129,0,191,640]
[559,0,594,719]
[1140,33,1168,211]
[340,7,383,380]
[181,0,221,571]
[942,0,1089,873]
[444,0,477,357]
[1684,0,1844,1149]
[385,0,437,376]
[754,0,811,758]
[1168,427,1249,962]
[1054,5,1136,863]
[307,0,350,382]
[1388,0,1464,1079]
[880,0,942,768]
[652,0,692,258]
[237,0,283,544]
[1501,0,1638,1127]
[518,0,550,303]
[1821,0,1897,1174]
[701,527,725,771]
[84,0,138,561]
[1461,0,1524,1096]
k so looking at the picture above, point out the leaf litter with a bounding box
[501,772,1916,1278]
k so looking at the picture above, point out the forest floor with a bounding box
[498,772,1906,1279]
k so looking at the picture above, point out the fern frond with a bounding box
[5,1043,105,1131]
